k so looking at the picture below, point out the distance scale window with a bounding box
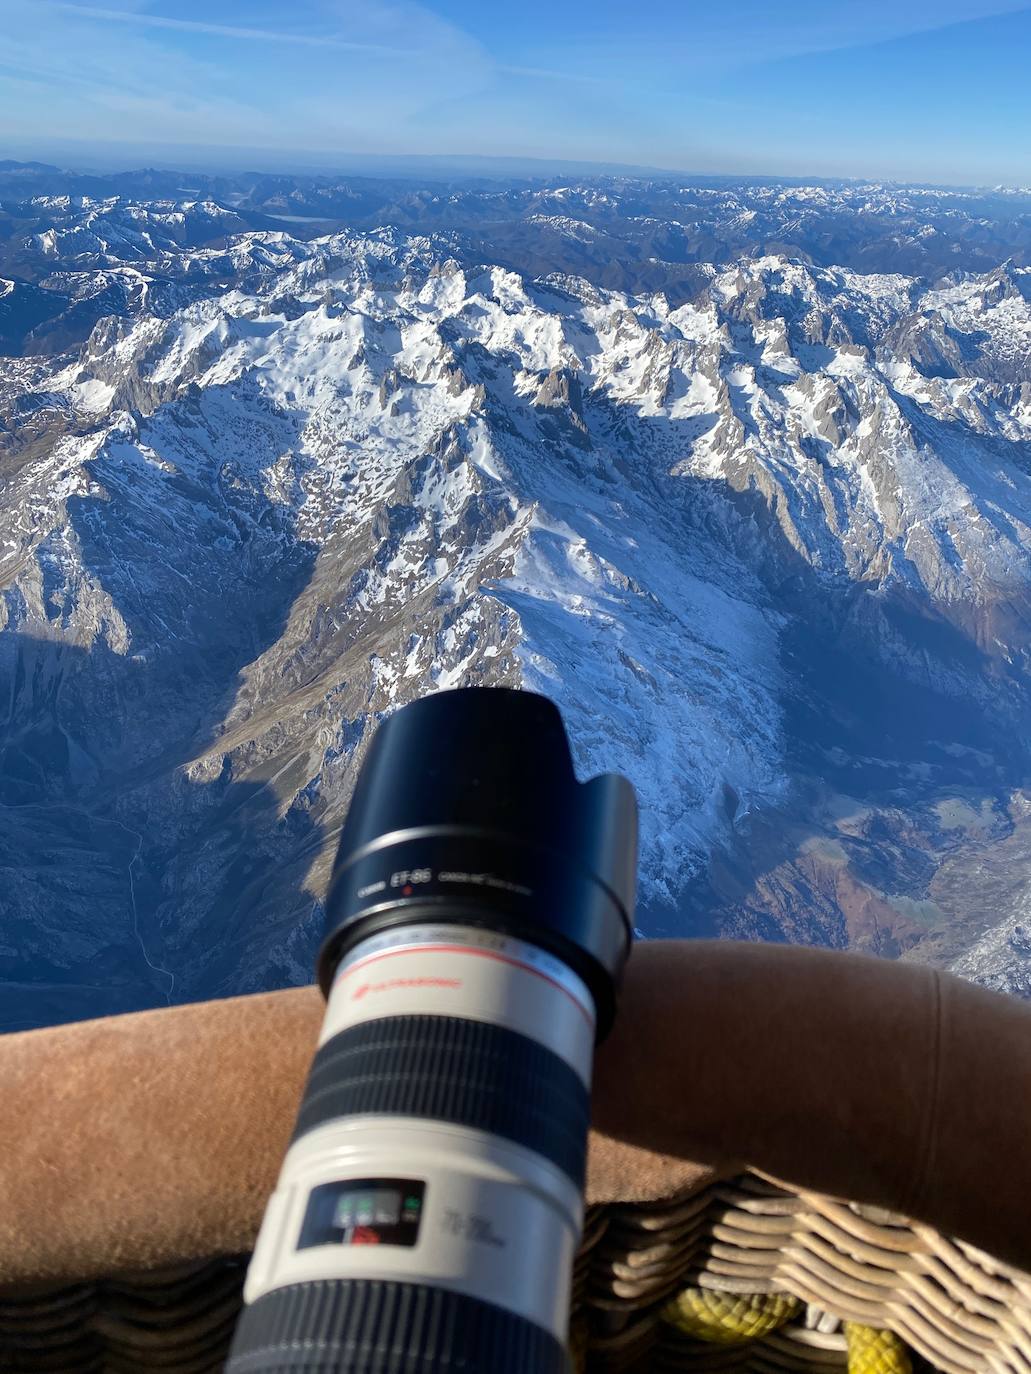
[297,1179,426,1249]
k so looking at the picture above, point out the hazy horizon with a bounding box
[3,1,1031,188]
[5,144,1031,196]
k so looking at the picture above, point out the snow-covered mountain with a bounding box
[2,189,1031,1031]
[5,166,1031,280]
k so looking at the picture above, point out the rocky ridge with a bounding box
[2,219,1030,1029]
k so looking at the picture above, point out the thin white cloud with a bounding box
[48,2,416,55]
[500,64,607,85]
[554,0,1031,77]
[742,0,1031,67]
[4,0,496,153]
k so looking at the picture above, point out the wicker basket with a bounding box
[3,1171,1030,1372]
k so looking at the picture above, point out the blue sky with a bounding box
[3,0,1031,185]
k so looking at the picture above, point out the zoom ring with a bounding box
[227,1278,571,1374]
[292,1014,590,1188]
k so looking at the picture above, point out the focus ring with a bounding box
[227,1278,571,1373]
[292,1015,589,1188]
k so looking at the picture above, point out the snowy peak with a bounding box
[58,228,1031,642]
[3,193,1031,1025]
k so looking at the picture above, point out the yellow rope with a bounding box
[659,1290,913,1372]
[661,1287,802,1344]
[845,1322,914,1374]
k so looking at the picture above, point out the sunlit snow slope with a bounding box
[2,225,1031,1026]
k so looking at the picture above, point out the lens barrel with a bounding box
[228,688,637,1374]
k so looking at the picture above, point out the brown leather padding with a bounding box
[0,940,1028,1285]
[592,941,1031,1268]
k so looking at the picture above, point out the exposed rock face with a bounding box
[1,205,1030,1029]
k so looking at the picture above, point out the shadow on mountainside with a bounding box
[0,604,324,1035]
[0,385,326,1034]
[624,453,1031,964]
[662,483,1031,967]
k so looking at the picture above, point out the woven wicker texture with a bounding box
[583,1174,1031,1373]
[2,1173,1031,1372]
[0,1258,247,1373]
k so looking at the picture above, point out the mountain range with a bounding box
[1,162,1030,1031]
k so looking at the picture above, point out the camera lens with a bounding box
[228,688,637,1374]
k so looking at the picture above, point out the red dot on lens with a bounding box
[402,885,413,896]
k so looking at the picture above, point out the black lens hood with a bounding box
[317,689,637,1037]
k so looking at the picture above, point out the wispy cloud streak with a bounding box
[500,64,607,84]
[49,2,416,55]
